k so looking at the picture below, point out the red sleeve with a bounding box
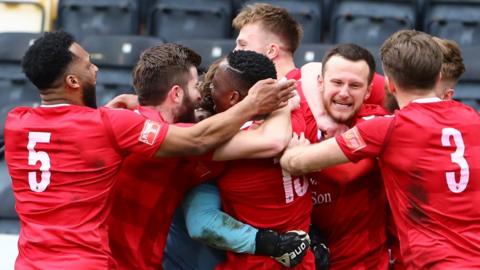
[320,158,376,184]
[100,108,169,158]
[335,116,394,162]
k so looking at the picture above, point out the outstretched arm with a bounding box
[155,79,296,157]
[212,106,292,161]
[280,135,349,176]
[183,183,311,268]
[183,183,257,253]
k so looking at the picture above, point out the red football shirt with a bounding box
[215,105,315,270]
[108,106,222,270]
[310,104,389,270]
[4,104,169,269]
[336,98,480,269]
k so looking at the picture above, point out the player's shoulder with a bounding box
[356,104,393,122]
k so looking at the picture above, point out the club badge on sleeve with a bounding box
[139,120,161,145]
[341,126,366,152]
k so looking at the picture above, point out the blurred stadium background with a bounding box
[0,0,479,268]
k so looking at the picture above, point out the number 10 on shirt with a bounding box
[27,131,52,192]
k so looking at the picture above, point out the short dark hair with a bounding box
[381,30,442,91]
[22,31,75,91]
[224,50,277,98]
[322,43,376,84]
[133,43,201,106]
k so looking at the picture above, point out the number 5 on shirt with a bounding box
[441,128,470,193]
[28,131,51,192]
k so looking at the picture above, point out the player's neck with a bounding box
[395,89,438,109]
[148,104,175,124]
[275,56,296,79]
[40,88,83,106]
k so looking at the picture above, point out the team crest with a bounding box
[139,120,161,145]
[341,126,366,152]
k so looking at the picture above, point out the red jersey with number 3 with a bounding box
[310,104,389,270]
[335,99,480,269]
[4,104,168,270]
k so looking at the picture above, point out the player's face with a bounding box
[69,43,99,108]
[177,67,201,123]
[321,55,371,124]
[211,67,236,113]
[235,23,270,55]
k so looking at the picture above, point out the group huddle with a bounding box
[4,3,480,270]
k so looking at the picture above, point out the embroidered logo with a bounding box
[139,120,161,145]
[341,126,366,152]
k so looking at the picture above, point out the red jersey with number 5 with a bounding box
[336,99,480,269]
[4,104,168,270]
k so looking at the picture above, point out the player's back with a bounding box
[4,104,167,269]
[380,100,480,269]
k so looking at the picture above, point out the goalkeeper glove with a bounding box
[255,229,311,268]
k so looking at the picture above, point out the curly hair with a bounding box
[21,31,75,91]
[133,43,201,106]
[198,59,222,114]
[224,50,277,98]
[233,3,303,53]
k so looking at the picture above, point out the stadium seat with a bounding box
[0,0,45,32]
[0,158,19,235]
[148,0,232,41]
[244,0,323,43]
[56,0,139,40]
[330,0,417,46]
[294,43,383,74]
[424,0,480,46]
[81,35,164,106]
[0,32,41,143]
[294,43,333,67]
[175,39,235,70]
[454,46,480,111]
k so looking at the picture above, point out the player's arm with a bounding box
[104,94,138,109]
[183,183,311,268]
[300,62,323,122]
[155,79,296,157]
[212,105,292,161]
[319,158,376,184]
[280,134,349,176]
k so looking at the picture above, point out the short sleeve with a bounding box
[100,108,169,158]
[335,116,394,162]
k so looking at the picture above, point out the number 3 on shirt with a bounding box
[441,128,470,193]
[27,132,51,192]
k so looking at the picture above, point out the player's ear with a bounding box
[385,76,396,94]
[65,74,80,89]
[443,88,455,100]
[169,85,183,104]
[364,81,373,101]
[230,90,240,105]
[266,43,280,60]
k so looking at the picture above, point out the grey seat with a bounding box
[0,160,20,235]
[81,35,164,106]
[149,0,232,41]
[244,0,323,43]
[454,46,480,111]
[57,0,139,40]
[175,39,235,70]
[331,0,417,46]
[424,0,480,46]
